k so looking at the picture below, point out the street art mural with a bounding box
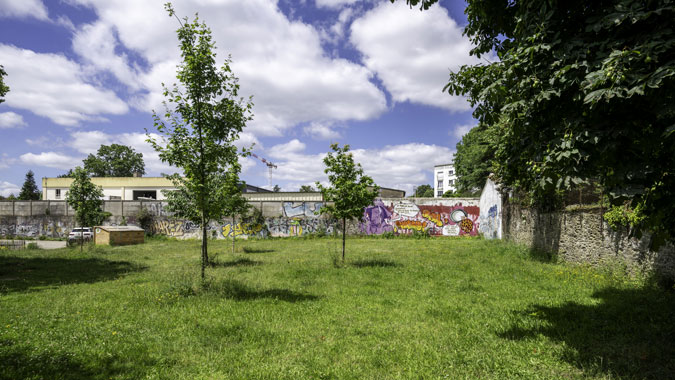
[361,200,480,236]
[282,202,323,217]
[0,218,71,238]
[222,222,265,238]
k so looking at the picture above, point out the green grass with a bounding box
[0,237,673,379]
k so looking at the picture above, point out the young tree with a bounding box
[83,144,145,177]
[299,185,315,192]
[148,3,253,280]
[221,165,250,254]
[0,65,8,103]
[19,170,41,200]
[316,143,379,261]
[66,167,104,252]
[273,185,281,192]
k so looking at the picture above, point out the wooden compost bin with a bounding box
[94,226,145,246]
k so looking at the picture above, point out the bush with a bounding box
[137,207,154,234]
[26,242,39,250]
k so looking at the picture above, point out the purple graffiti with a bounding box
[362,199,394,235]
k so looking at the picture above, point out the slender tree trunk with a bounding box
[201,213,206,281]
[342,217,346,261]
[231,215,235,254]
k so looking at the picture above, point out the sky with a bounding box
[0,0,482,197]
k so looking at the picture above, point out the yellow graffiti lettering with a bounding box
[221,223,263,237]
[421,210,443,227]
[394,220,425,232]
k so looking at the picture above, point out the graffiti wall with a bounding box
[147,202,335,239]
[0,217,73,238]
[0,199,480,239]
[361,199,480,236]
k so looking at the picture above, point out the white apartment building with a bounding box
[433,163,457,197]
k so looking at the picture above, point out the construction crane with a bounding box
[250,153,278,188]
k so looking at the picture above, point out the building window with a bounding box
[437,180,443,188]
[437,190,443,196]
[450,179,455,185]
[449,170,454,176]
[55,189,61,199]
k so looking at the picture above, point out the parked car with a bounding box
[68,227,93,244]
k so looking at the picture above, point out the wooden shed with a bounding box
[94,226,145,246]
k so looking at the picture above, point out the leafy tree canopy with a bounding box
[413,184,434,198]
[273,185,281,192]
[148,3,253,279]
[19,170,40,200]
[0,65,8,103]
[83,144,145,177]
[440,0,675,242]
[454,125,494,195]
[299,185,315,192]
[66,167,104,228]
[316,143,379,260]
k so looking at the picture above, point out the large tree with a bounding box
[401,0,675,242]
[0,65,8,103]
[148,3,253,280]
[316,143,379,261]
[66,167,104,252]
[18,170,40,200]
[413,184,434,198]
[453,125,494,195]
[83,144,145,177]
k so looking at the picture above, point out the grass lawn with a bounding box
[1,237,673,379]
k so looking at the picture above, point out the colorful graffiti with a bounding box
[361,200,480,236]
[151,220,199,237]
[282,202,323,217]
[222,223,265,238]
[363,200,394,234]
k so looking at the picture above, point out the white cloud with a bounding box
[0,181,21,197]
[0,112,26,128]
[268,139,307,158]
[20,152,81,170]
[68,0,387,136]
[315,0,360,9]
[452,123,475,139]
[263,139,453,194]
[72,21,142,90]
[0,44,129,126]
[304,122,341,140]
[0,0,48,20]
[70,131,112,154]
[351,2,486,111]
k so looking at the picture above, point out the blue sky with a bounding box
[0,0,480,196]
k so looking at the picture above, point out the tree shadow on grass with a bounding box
[242,247,275,254]
[0,338,155,380]
[207,279,320,302]
[351,259,401,268]
[498,287,675,379]
[0,256,145,294]
[209,257,262,267]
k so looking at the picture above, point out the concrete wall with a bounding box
[502,203,675,280]
[478,178,502,239]
[0,198,481,239]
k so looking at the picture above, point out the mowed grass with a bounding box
[1,237,673,380]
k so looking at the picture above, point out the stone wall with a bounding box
[0,198,481,239]
[503,203,675,280]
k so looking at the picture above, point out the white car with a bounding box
[68,227,93,244]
